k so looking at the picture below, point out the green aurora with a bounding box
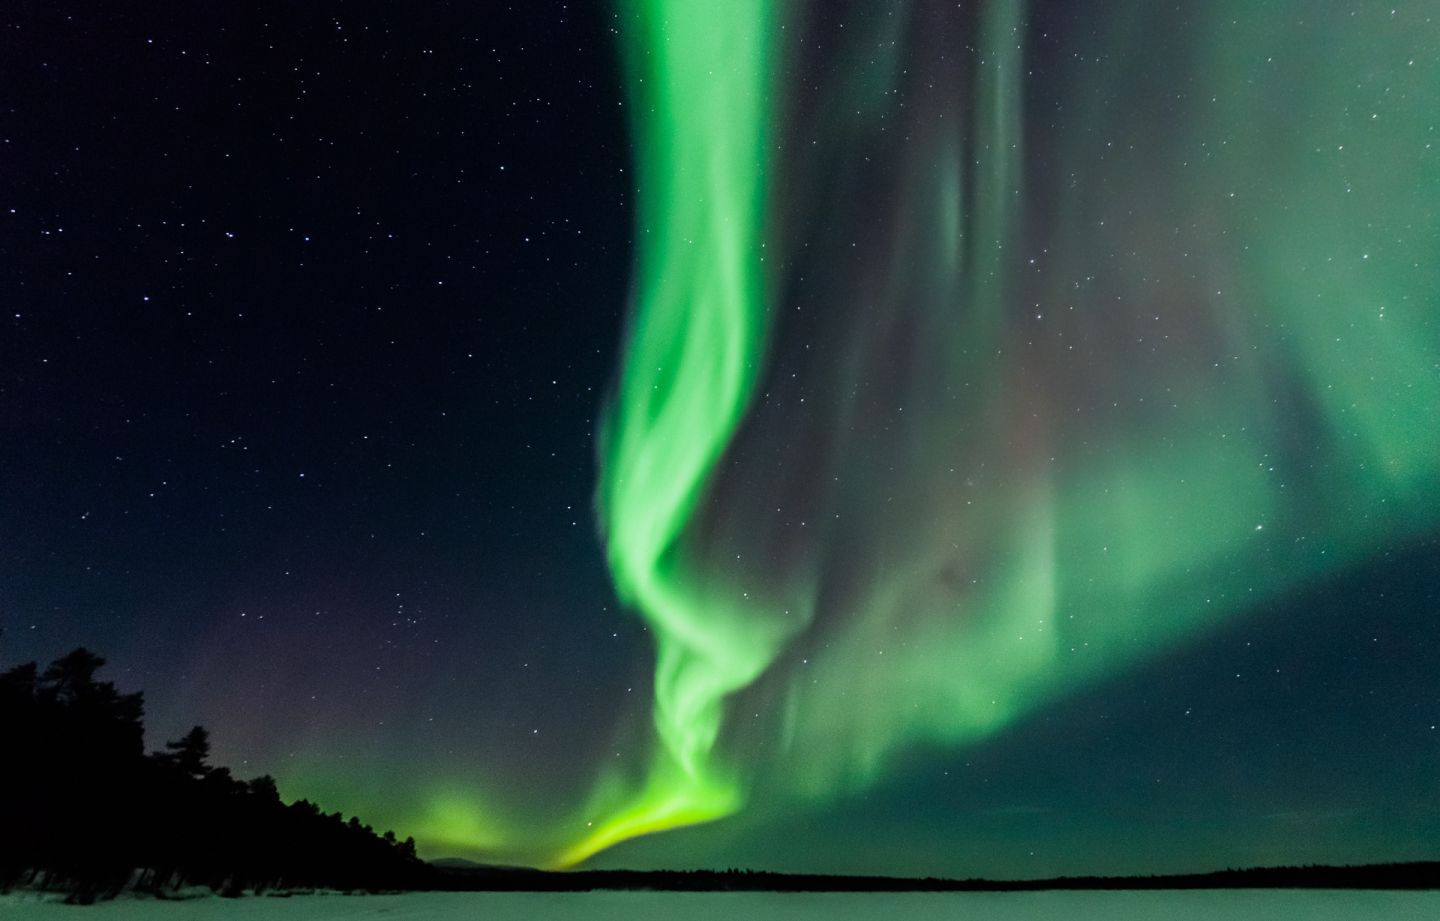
[578,0,1440,863]
[286,0,1440,868]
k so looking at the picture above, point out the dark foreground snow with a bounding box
[2,890,1437,919]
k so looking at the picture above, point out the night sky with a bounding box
[4,0,1439,879]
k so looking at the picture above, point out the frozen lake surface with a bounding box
[3,890,1439,920]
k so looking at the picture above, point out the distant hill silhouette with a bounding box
[428,857,488,870]
[0,647,427,903]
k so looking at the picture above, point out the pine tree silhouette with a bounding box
[161,726,212,778]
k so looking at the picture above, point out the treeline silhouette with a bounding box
[0,648,428,902]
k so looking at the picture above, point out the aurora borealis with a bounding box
[4,0,1439,879]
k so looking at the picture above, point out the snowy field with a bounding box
[3,890,1439,920]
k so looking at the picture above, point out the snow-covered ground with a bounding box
[2,890,1437,920]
